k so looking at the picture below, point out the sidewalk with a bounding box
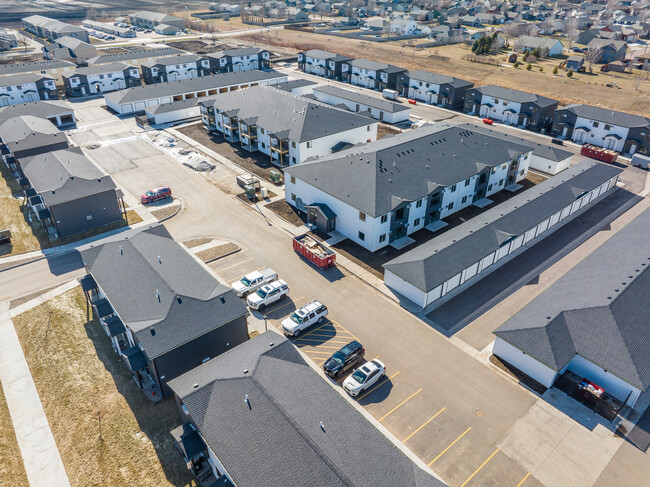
[0,291,74,487]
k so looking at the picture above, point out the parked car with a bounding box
[231,267,278,297]
[247,279,289,310]
[281,300,328,337]
[343,359,386,397]
[408,99,417,105]
[551,138,564,145]
[483,118,494,125]
[323,340,365,378]
[140,186,172,204]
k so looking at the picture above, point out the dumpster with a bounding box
[293,234,336,269]
[580,144,618,163]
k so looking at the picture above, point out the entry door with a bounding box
[503,112,511,124]
[605,138,615,150]
[27,93,38,102]
[562,127,568,137]
[574,131,585,143]
[480,105,489,117]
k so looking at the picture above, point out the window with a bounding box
[381,214,388,223]
[260,127,265,134]
[359,211,366,222]
[447,202,454,211]
[464,178,471,186]
[416,199,422,208]
[358,231,365,241]
[593,121,599,128]
[367,125,372,132]
[494,98,499,104]
[395,208,405,221]
[461,196,467,204]
[604,124,611,130]
[307,141,312,148]
[450,184,457,192]
[379,234,386,243]
[261,142,265,148]
[292,141,296,148]
[291,193,296,201]
[479,173,487,184]
[499,179,504,186]
[292,156,296,163]
[290,175,296,184]
[414,218,420,226]
[488,184,493,191]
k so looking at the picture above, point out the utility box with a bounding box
[244,184,257,200]
[260,187,269,199]
[237,174,260,190]
[270,169,283,185]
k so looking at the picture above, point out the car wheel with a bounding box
[279,294,286,301]
[258,303,265,310]
[293,329,300,337]
[317,316,324,324]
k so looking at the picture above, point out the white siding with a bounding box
[295,123,377,165]
[493,338,558,388]
[384,270,427,308]
[528,153,572,175]
[572,116,629,152]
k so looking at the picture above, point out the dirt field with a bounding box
[12,288,197,487]
[0,382,29,486]
[265,199,306,227]
[237,29,650,115]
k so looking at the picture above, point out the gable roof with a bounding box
[80,224,247,359]
[494,207,650,390]
[517,35,563,50]
[469,85,558,108]
[209,47,267,59]
[199,85,374,143]
[74,63,130,76]
[313,85,410,113]
[143,54,204,67]
[0,115,65,153]
[0,73,53,87]
[86,47,184,65]
[586,38,627,50]
[169,331,446,487]
[559,104,650,128]
[285,123,531,217]
[20,146,116,206]
[405,70,473,89]
[383,161,622,292]
[0,100,73,124]
[349,58,406,74]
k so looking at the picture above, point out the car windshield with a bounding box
[330,351,346,365]
[145,191,154,196]
[352,369,367,383]
[289,313,302,324]
[256,288,267,298]
[240,277,251,286]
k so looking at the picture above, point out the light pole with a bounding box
[263,315,268,332]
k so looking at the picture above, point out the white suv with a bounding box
[343,359,386,397]
[281,301,328,337]
[247,279,289,310]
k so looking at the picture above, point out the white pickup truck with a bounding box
[247,279,289,310]
[281,300,328,336]
[231,268,278,297]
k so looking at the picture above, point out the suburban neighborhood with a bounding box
[0,1,649,487]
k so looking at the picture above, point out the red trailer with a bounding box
[293,234,336,269]
[580,144,618,164]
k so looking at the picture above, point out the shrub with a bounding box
[567,69,574,78]
[552,65,558,75]
[539,66,544,72]
[513,61,520,68]
[526,63,532,70]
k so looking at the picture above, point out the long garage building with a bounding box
[383,161,622,308]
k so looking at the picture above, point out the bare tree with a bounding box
[17,33,30,52]
[564,17,579,50]
[584,46,603,72]
[539,19,555,34]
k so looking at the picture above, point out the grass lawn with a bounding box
[0,382,29,486]
[12,287,197,487]
[0,154,143,257]
[240,29,650,115]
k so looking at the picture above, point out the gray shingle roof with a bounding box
[0,115,65,153]
[406,70,474,89]
[131,11,183,22]
[80,225,247,359]
[0,73,53,87]
[586,38,627,50]
[350,58,406,74]
[20,146,116,206]
[559,104,650,128]
[74,63,130,76]
[143,54,204,67]
[383,161,622,291]
[145,97,199,114]
[494,207,650,390]
[105,70,284,105]
[470,85,559,108]
[517,35,563,50]
[200,85,374,143]
[55,36,95,50]
[275,79,318,92]
[86,47,184,65]
[302,49,345,60]
[285,123,532,217]
[0,100,73,124]
[313,85,410,113]
[0,60,73,76]
[169,331,446,487]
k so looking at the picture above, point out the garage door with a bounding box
[509,234,525,252]
[134,101,146,112]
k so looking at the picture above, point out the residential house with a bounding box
[565,56,585,72]
[459,15,483,27]
[552,104,650,154]
[144,98,201,126]
[18,147,123,238]
[207,48,271,74]
[397,71,474,109]
[342,59,407,91]
[155,24,183,36]
[464,85,559,131]
[168,332,446,487]
[363,18,391,32]
[286,7,309,20]
[0,31,17,51]
[311,85,410,123]
[390,19,418,35]
[80,224,249,401]
[516,36,565,57]
[0,74,58,107]
[199,85,377,166]
[297,49,352,80]
[63,63,141,97]
[383,161,622,308]
[105,70,287,115]
[43,36,98,64]
[637,52,650,71]
[283,124,533,252]
[493,206,650,408]
[130,11,185,29]
[141,55,211,84]
[22,15,89,43]
[586,39,628,63]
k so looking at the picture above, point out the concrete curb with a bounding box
[156,198,184,223]
[0,255,46,274]
[204,246,241,264]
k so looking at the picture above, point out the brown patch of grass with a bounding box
[0,381,29,485]
[526,172,549,185]
[151,205,180,221]
[195,242,239,262]
[378,124,402,140]
[12,288,197,487]
[265,200,306,227]
[183,237,213,249]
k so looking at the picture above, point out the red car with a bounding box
[408,99,417,105]
[141,186,172,204]
[482,118,494,125]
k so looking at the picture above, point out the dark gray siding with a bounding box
[154,314,248,397]
[14,140,69,160]
[50,189,122,238]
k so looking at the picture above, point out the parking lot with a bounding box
[32,97,642,487]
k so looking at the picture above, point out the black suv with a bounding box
[323,341,365,378]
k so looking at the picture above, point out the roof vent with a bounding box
[119,245,123,255]
[158,255,162,264]
[150,328,156,336]
[156,290,160,302]
[320,421,326,432]
[176,296,182,304]
[245,394,251,409]
[243,369,249,374]
[220,296,225,303]
[193,383,199,389]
